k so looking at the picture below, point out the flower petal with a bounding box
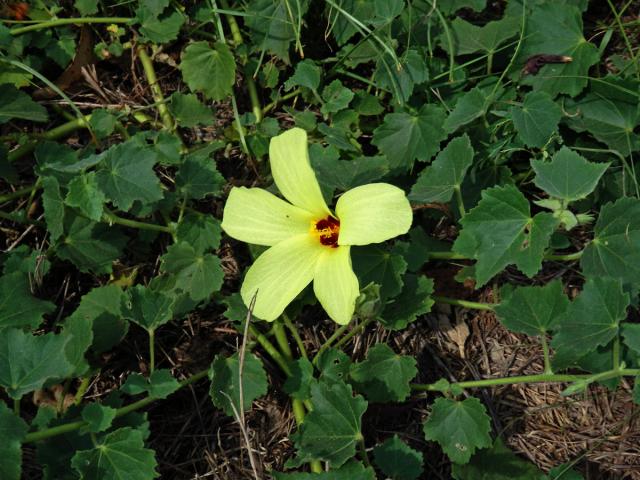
[221,187,315,246]
[269,128,331,218]
[241,234,324,321]
[336,183,413,245]
[314,246,359,325]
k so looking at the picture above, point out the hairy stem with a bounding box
[433,296,495,311]
[9,17,131,35]
[137,46,175,131]
[102,209,173,234]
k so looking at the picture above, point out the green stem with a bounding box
[149,329,156,374]
[272,319,322,473]
[540,335,553,375]
[282,313,308,360]
[102,209,173,234]
[137,46,174,131]
[9,17,131,35]
[8,116,91,163]
[613,335,621,371]
[333,317,376,350]
[0,185,39,204]
[220,0,262,122]
[13,398,20,416]
[262,88,302,115]
[606,0,640,80]
[358,437,370,467]
[543,251,583,261]
[24,369,209,443]
[433,296,495,311]
[247,324,291,376]
[312,322,351,365]
[74,376,92,406]
[412,369,640,392]
[426,250,583,262]
[454,186,465,218]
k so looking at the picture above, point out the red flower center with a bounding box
[313,216,340,248]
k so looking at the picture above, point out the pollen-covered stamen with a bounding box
[312,216,340,248]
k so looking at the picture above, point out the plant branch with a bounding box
[433,296,495,311]
[137,46,175,131]
[412,368,640,392]
[24,369,209,443]
[102,209,173,234]
[9,17,131,35]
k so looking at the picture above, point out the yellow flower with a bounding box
[221,128,412,324]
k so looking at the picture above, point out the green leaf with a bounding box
[321,80,354,116]
[95,139,163,211]
[317,348,352,385]
[379,274,434,330]
[75,0,98,15]
[161,242,224,302]
[273,460,375,479]
[453,185,558,287]
[175,151,225,200]
[518,3,599,97]
[494,280,569,336]
[180,41,235,101]
[0,272,55,331]
[285,59,321,91]
[349,344,417,402]
[510,91,562,148]
[409,134,474,203]
[374,49,428,103]
[88,109,117,139]
[0,85,48,124]
[0,328,73,399]
[531,147,609,202]
[245,0,309,62]
[175,213,222,254]
[551,277,629,362]
[444,87,494,133]
[2,246,50,278]
[564,78,640,155]
[372,105,447,171]
[283,358,316,401]
[451,438,546,480]
[65,171,106,221]
[373,435,423,480]
[446,17,519,56]
[123,284,174,332]
[623,323,640,356]
[352,245,408,300]
[0,408,29,480]
[291,380,367,468]
[71,427,159,479]
[209,352,268,417]
[310,149,389,193]
[0,401,28,480]
[329,0,374,45]
[41,176,65,242]
[423,397,492,464]
[168,92,214,127]
[373,0,404,24]
[548,463,584,480]
[81,403,117,433]
[136,7,184,43]
[581,197,640,285]
[57,216,127,274]
[121,369,180,399]
[439,0,486,14]
[66,284,128,355]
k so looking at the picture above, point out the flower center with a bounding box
[312,216,340,248]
